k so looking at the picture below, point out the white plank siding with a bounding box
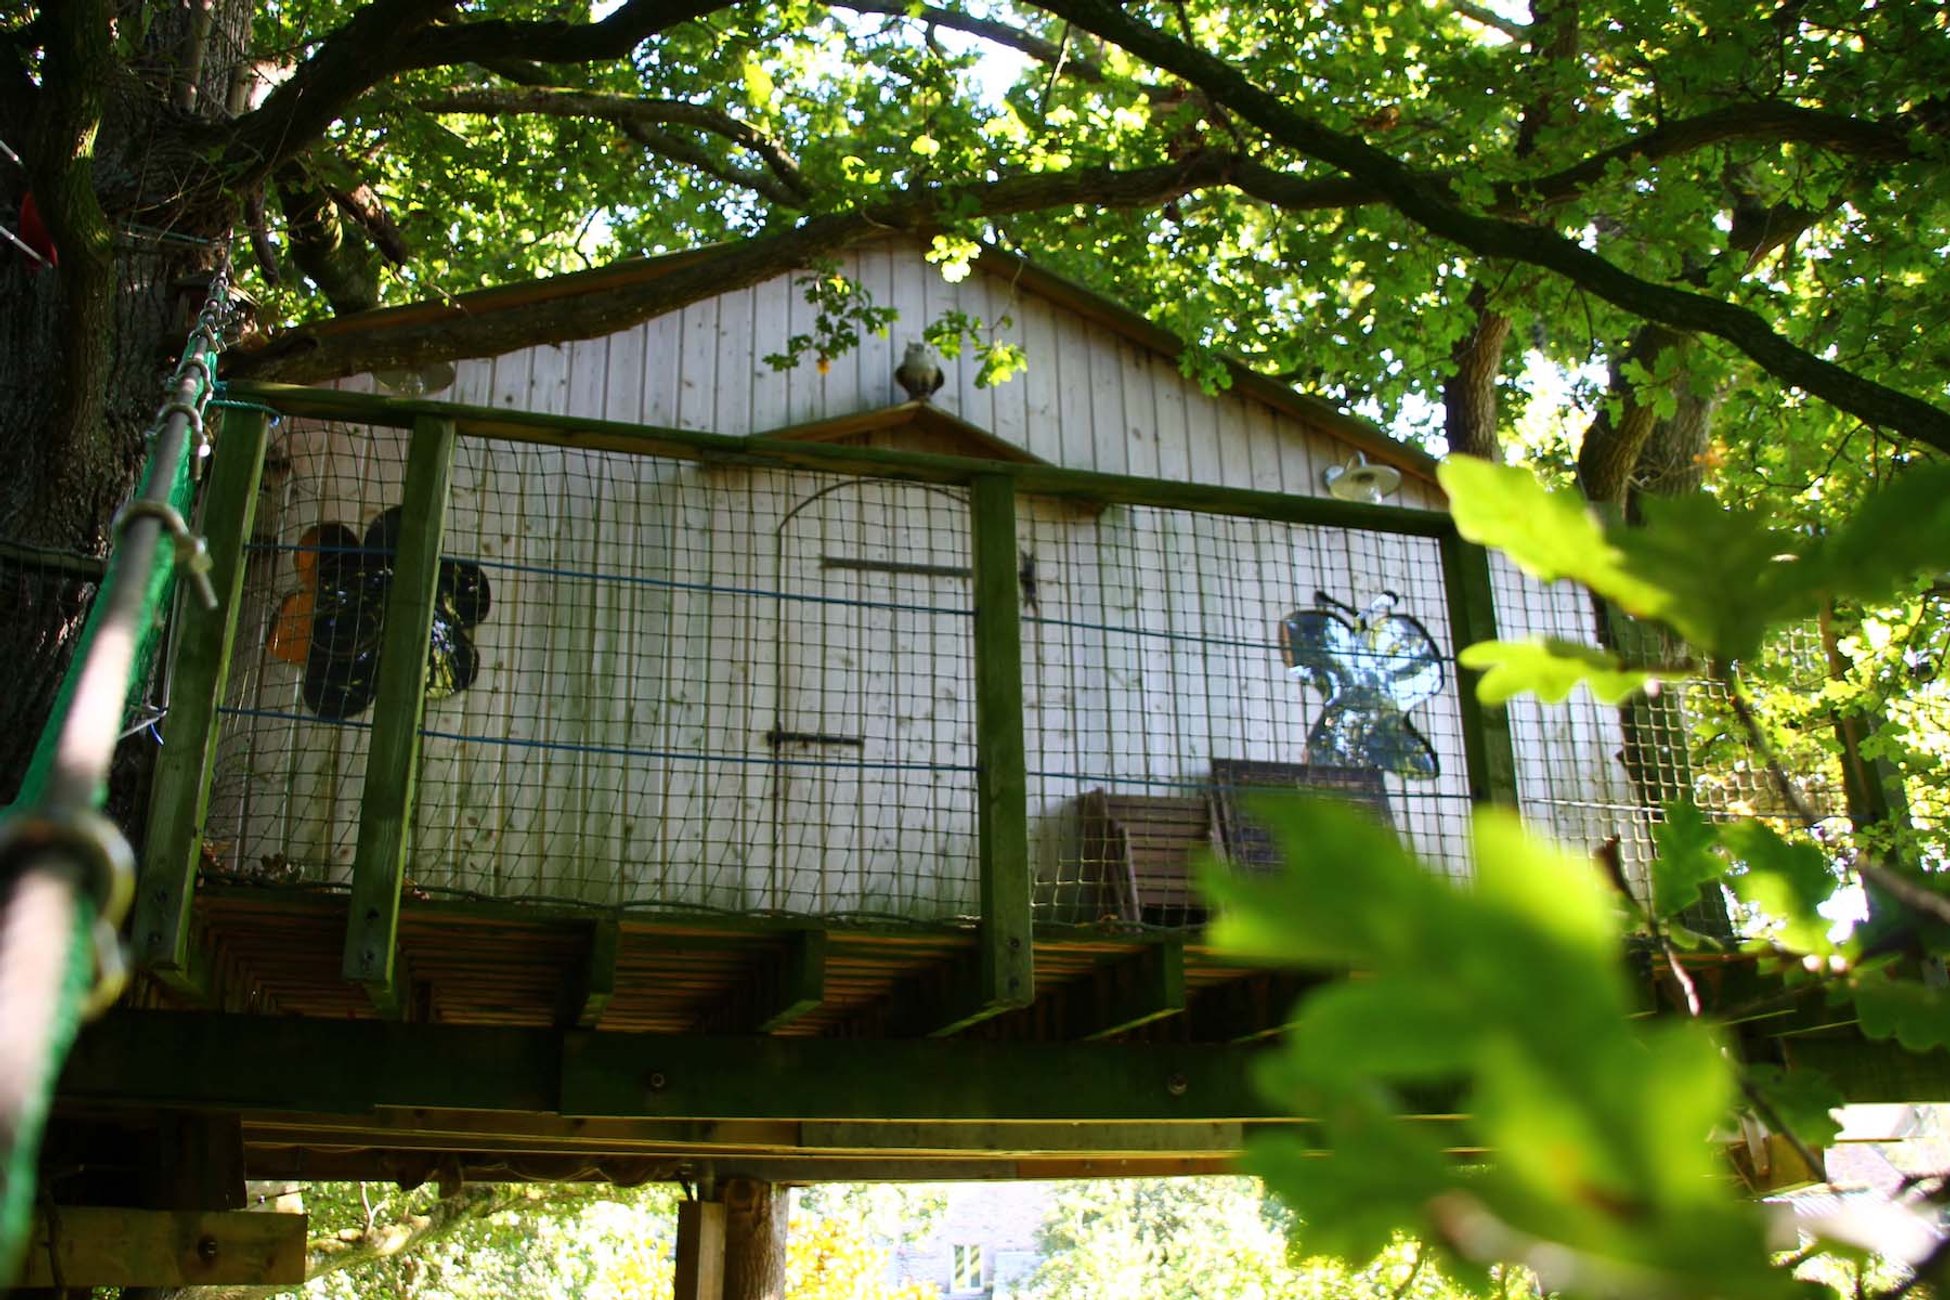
[205,236,1623,919]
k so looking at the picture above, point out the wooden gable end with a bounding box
[329,238,1439,508]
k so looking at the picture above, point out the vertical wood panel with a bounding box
[343,416,457,1008]
[137,411,270,991]
[972,475,1032,1010]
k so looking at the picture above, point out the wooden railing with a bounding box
[132,382,1519,1019]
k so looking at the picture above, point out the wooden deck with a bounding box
[146,886,1309,1043]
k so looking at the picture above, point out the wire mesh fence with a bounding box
[1022,499,1473,927]
[1490,559,1857,923]
[208,422,983,920]
[203,415,1888,933]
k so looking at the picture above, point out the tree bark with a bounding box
[0,0,245,800]
[722,1179,787,1300]
[1442,286,1513,459]
[1575,322,1685,507]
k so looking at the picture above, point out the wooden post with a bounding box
[1438,534,1520,808]
[342,416,457,1012]
[722,1179,786,1300]
[673,1199,726,1300]
[134,410,270,997]
[970,474,1034,1015]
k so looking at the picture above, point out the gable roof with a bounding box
[254,234,1438,487]
[763,401,1055,466]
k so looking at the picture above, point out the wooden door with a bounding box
[772,481,976,918]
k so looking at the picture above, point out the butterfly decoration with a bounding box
[1281,591,1444,778]
[268,506,490,719]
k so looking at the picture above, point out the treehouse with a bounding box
[45,235,1892,1290]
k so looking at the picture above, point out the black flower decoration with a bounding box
[270,506,489,720]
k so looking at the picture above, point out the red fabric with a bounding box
[18,192,57,269]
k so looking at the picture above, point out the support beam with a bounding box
[751,930,825,1034]
[134,411,271,996]
[1439,535,1521,808]
[343,416,458,1012]
[1183,972,1314,1044]
[1067,941,1187,1040]
[673,1199,726,1300]
[230,382,1456,537]
[235,1110,1256,1157]
[62,1011,1284,1121]
[560,917,620,1030]
[16,1208,305,1288]
[971,474,1033,1022]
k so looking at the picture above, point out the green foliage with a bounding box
[762,267,900,374]
[921,308,1029,388]
[1650,800,1725,921]
[1442,457,1950,672]
[1459,638,1665,705]
[283,1181,679,1300]
[1024,1178,1487,1299]
[1205,800,1802,1298]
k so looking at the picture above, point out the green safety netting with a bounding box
[0,329,218,1280]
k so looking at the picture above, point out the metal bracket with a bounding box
[113,500,218,611]
[153,398,211,482]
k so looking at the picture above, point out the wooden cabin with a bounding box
[201,239,1640,928]
[44,236,1721,1288]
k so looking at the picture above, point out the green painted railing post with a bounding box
[1440,534,1520,808]
[343,417,457,1013]
[971,474,1034,1013]
[135,410,271,997]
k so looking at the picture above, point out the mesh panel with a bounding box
[206,420,404,883]
[212,419,1875,933]
[1490,558,1850,917]
[1025,499,1473,927]
[210,422,980,920]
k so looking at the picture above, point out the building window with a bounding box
[951,1243,983,1293]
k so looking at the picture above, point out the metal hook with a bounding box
[80,916,129,1020]
[113,500,218,610]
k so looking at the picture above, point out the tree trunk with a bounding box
[1582,340,1732,932]
[0,0,248,801]
[1576,322,1685,508]
[722,1179,787,1300]
[1442,286,1512,459]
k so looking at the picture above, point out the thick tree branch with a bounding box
[226,0,458,185]
[233,154,1238,382]
[1230,101,1939,218]
[1033,0,1950,453]
[620,122,805,205]
[836,0,1106,81]
[396,0,725,69]
[326,179,411,264]
[278,167,381,314]
[224,0,724,189]
[418,87,810,203]
[1443,285,1513,459]
[307,1186,530,1282]
[1448,0,1529,41]
[1520,102,1939,203]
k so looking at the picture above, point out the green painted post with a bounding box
[135,410,271,997]
[971,474,1034,1015]
[342,416,457,1012]
[1440,534,1521,808]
